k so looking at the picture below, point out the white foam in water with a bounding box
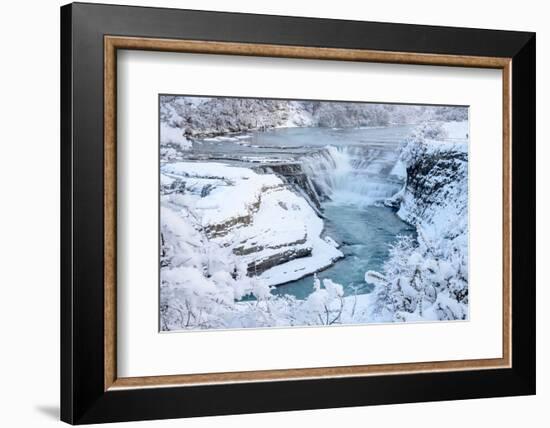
[301,145,404,207]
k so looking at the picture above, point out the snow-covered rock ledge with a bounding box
[161,162,342,288]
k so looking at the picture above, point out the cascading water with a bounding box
[190,125,416,299]
[301,145,405,207]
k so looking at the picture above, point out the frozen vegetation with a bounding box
[159,96,469,331]
[160,95,468,138]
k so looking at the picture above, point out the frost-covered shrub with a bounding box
[366,228,468,322]
[409,121,448,141]
[304,275,345,325]
[159,200,273,330]
[160,244,351,329]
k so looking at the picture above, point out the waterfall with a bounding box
[301,145,404,207]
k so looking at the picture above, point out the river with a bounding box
[185,125,417,299]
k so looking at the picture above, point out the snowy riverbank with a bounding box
[161,162,343,288]
[367,121,469,322]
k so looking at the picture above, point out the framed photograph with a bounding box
[60,2,535,424]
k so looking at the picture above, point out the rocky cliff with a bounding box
[368,122,469,322]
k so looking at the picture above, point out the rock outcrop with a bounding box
[253,162,323,212]
[369,122,469,322]
[160,162,342,286]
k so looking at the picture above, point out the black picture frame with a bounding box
[61,2,535,424]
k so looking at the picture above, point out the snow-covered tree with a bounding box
[159,96,468,137]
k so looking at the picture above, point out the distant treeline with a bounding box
[160,95,468,137]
